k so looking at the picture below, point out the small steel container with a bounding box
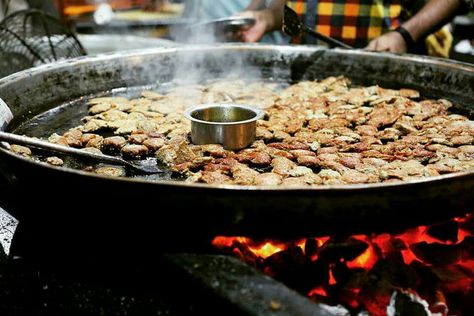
[184,103,264,150]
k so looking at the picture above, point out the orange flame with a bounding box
[329,267,337,285]
[346,244,378,270]
[212,236,286,259]
[212,213,474,314]
[308,286,328,297]
[317,237,330,247]
[249,241,284,258]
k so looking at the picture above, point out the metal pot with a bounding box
[184,103,264,150]
[0,44,473,260]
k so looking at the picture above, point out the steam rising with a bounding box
[164,1,290,87]
[170,45,265,86]
[169,23,270,87]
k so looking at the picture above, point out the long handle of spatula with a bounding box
[305,27,353,49]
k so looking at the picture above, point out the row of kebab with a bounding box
[8,76,474,185]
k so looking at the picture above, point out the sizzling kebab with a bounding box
[10,76,474,185]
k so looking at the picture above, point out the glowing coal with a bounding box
[213,213,474,315]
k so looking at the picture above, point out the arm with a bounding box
[367,0,461,53]
[264,0,286,31]
[403,0,461,42]
[238,0,285,42]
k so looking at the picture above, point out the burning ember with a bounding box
[212,214,474,315]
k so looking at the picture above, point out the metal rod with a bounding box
[304,26,353,49]
[0,130,127,166]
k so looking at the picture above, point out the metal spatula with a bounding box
[282,5,352,49]
[0,131,163,174]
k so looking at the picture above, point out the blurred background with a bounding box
[0,0,472,79]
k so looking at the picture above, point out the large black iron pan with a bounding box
[0,45,473,259]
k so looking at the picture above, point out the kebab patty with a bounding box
[38,77,474,184]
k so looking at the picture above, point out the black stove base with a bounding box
[0,253,336,316]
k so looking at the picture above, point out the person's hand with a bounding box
[235,10,273,42]
[366,31,407,53]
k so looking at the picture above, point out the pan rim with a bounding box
[1,44,473,192]
[1,43,474,88]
